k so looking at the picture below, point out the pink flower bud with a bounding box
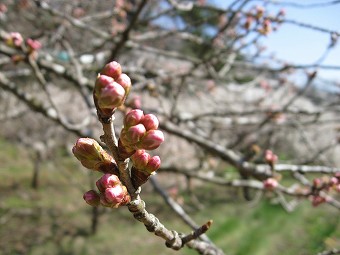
[139,130,164,150]
[83,190,100,207]
[313,178,322,188]
[99,193,111,207]
[126,124,146,144]
[116,73,131,94]
[131,150,150,170]
[26,38,42,51]
[265,150,278,165]
[72,138,105,169]
[101,61,122,80]
[95,75,126,109]
[105,185,123,202]
[255,5,265,19]
[96,179,106,193]
[330,177,338,186]
[124,109,144,127]
[311,195,326,207]
[72,138,118,174]
[145,155,161,174]
[141,114,159,131]
[259,19,272,35]
[6,32,23,47]
[99,173,120,189]
[263,178,278,190]
[244,16,253,30]
[336,184,340,192]
[95,74,114,89]
[104,185,130,207]
[95,174,131,207]
[278,8,286,16]
[127,95,142,109]
[0,4,8,13]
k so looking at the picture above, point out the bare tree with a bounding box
[0,0,339,254]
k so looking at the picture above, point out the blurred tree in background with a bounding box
[0,0,339,255]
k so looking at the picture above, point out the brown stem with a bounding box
[101,120,137,198]
[127,198,219,253]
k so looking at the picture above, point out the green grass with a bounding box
[0,138,339,255]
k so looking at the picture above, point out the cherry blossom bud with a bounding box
[263,178,278,190]
[94,75,126,110]
[265,150,278,166]
[145,155,161,174]
[259,19,272,35]
[128,95,142,109]
[99,173,121,188]
[313,178,322,188]
[311,195,326,207]
[116,73,131,94]
[278,8,286,17]
[330,177,338,186]
[72,138,118,174]
[94,174,131,207]
[244,16,253,30]
[72,138,104,168]
[124,109,144,127]
[0,4,8,14]
[255,5,265,19]
[104,185,130,207]
[26,38,42,51]
[83,190,100,206]
[336,184,340,192]
[99,193,112,207]
[105,185,123,202]
[101,61,122,80]
[139,130,164,150]
[141,114,159,131]
[96,179,106,193]
[126,124,146,144]
[5,32,23,47]
[131,150,150,170]
[95,74,114,88]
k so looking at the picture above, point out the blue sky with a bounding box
[214,0,340,83]
[155,1,340,90]
[260,1,340,81]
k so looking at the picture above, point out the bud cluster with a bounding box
[263,177,278,190]
[94,61,131,118]
[265,150,278,169]
[26,38,42,52]
[83,173,131,208]
[73,61,165,206]
[255,5,264,20]
[258,19,272,35]
[310,195,328,207]
[130,149,161,187]
[309,173,340,207]
[72,138,119,175]
[5,32,23,47]
[118,109,164,157]
[241,5,284,35]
